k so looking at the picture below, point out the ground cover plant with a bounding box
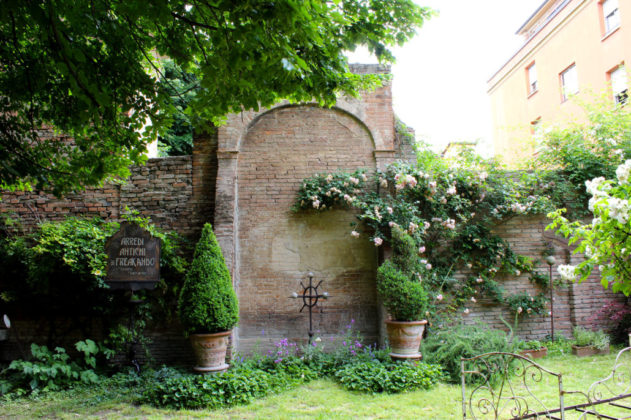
[142,324,444,409]
[0,349,624,419]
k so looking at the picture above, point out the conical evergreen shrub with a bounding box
[178,224,239,335]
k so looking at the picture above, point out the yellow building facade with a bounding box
[488,0,630,167]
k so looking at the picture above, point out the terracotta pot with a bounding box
[519,347,548,359]
[189,331,231,373]
[385,320,428,360]
[571,344,610,357]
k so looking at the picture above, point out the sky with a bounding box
[347,0,544,156]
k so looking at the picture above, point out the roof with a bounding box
[516,0,551,35]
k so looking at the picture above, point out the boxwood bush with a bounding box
[178,223,239,335]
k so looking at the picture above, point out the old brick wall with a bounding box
[0,155,215,239]
[0,65,625,362]
[464,214,625,340]
[235,105,379,351]
[0,155,217,364]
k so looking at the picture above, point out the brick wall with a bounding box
[464,215,625,340]
[235,105,379,351]
[0,156,215,365]
[0,65,625,363]
[0,155,214,240]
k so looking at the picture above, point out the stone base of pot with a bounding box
[385,319,428,361]
[189,331,231,373]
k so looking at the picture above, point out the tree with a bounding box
[548,160,631,296]
[0,0,432,196]
[156,60,196,157]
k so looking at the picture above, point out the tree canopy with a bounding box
[0,0,432,195]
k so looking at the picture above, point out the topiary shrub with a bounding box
[178,223,239,335]
[376,225,428,321]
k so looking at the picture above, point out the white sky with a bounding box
[347,0,544,156]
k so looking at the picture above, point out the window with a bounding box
[532,118,543,151]
[602,0,620,34]
[527,63,538,95]
[610,65,628,105]
[561,64,579,101]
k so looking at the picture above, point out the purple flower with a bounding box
[274,359,282,364]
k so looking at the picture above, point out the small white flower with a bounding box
[463,308,470,315]
[517,307,523,314]
[374,237,383,246]
[426,263,432,270]
[351,230,360,238]
[418,246,426,254]
[436,294,443,301]
[471,297,477,303]
[557,264,577,281]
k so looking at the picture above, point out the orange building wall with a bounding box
[488,0,631,167]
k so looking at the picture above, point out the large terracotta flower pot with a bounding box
[385,319,428,360]
[519,347,548,359]
[189,331,231,372]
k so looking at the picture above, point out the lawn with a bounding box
[0,350,628,419]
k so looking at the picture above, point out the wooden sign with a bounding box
[105,222,161,290]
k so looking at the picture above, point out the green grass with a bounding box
[1,350,629,419]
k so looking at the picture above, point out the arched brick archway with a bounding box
[234,105,379,351]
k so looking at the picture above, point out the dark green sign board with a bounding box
[106,222,161,290]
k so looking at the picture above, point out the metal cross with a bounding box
[290,272,329,343]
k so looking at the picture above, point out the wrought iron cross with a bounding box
[290,272,329,343]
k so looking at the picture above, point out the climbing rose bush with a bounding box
[294,149,554,320]
[548,159,631,295]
